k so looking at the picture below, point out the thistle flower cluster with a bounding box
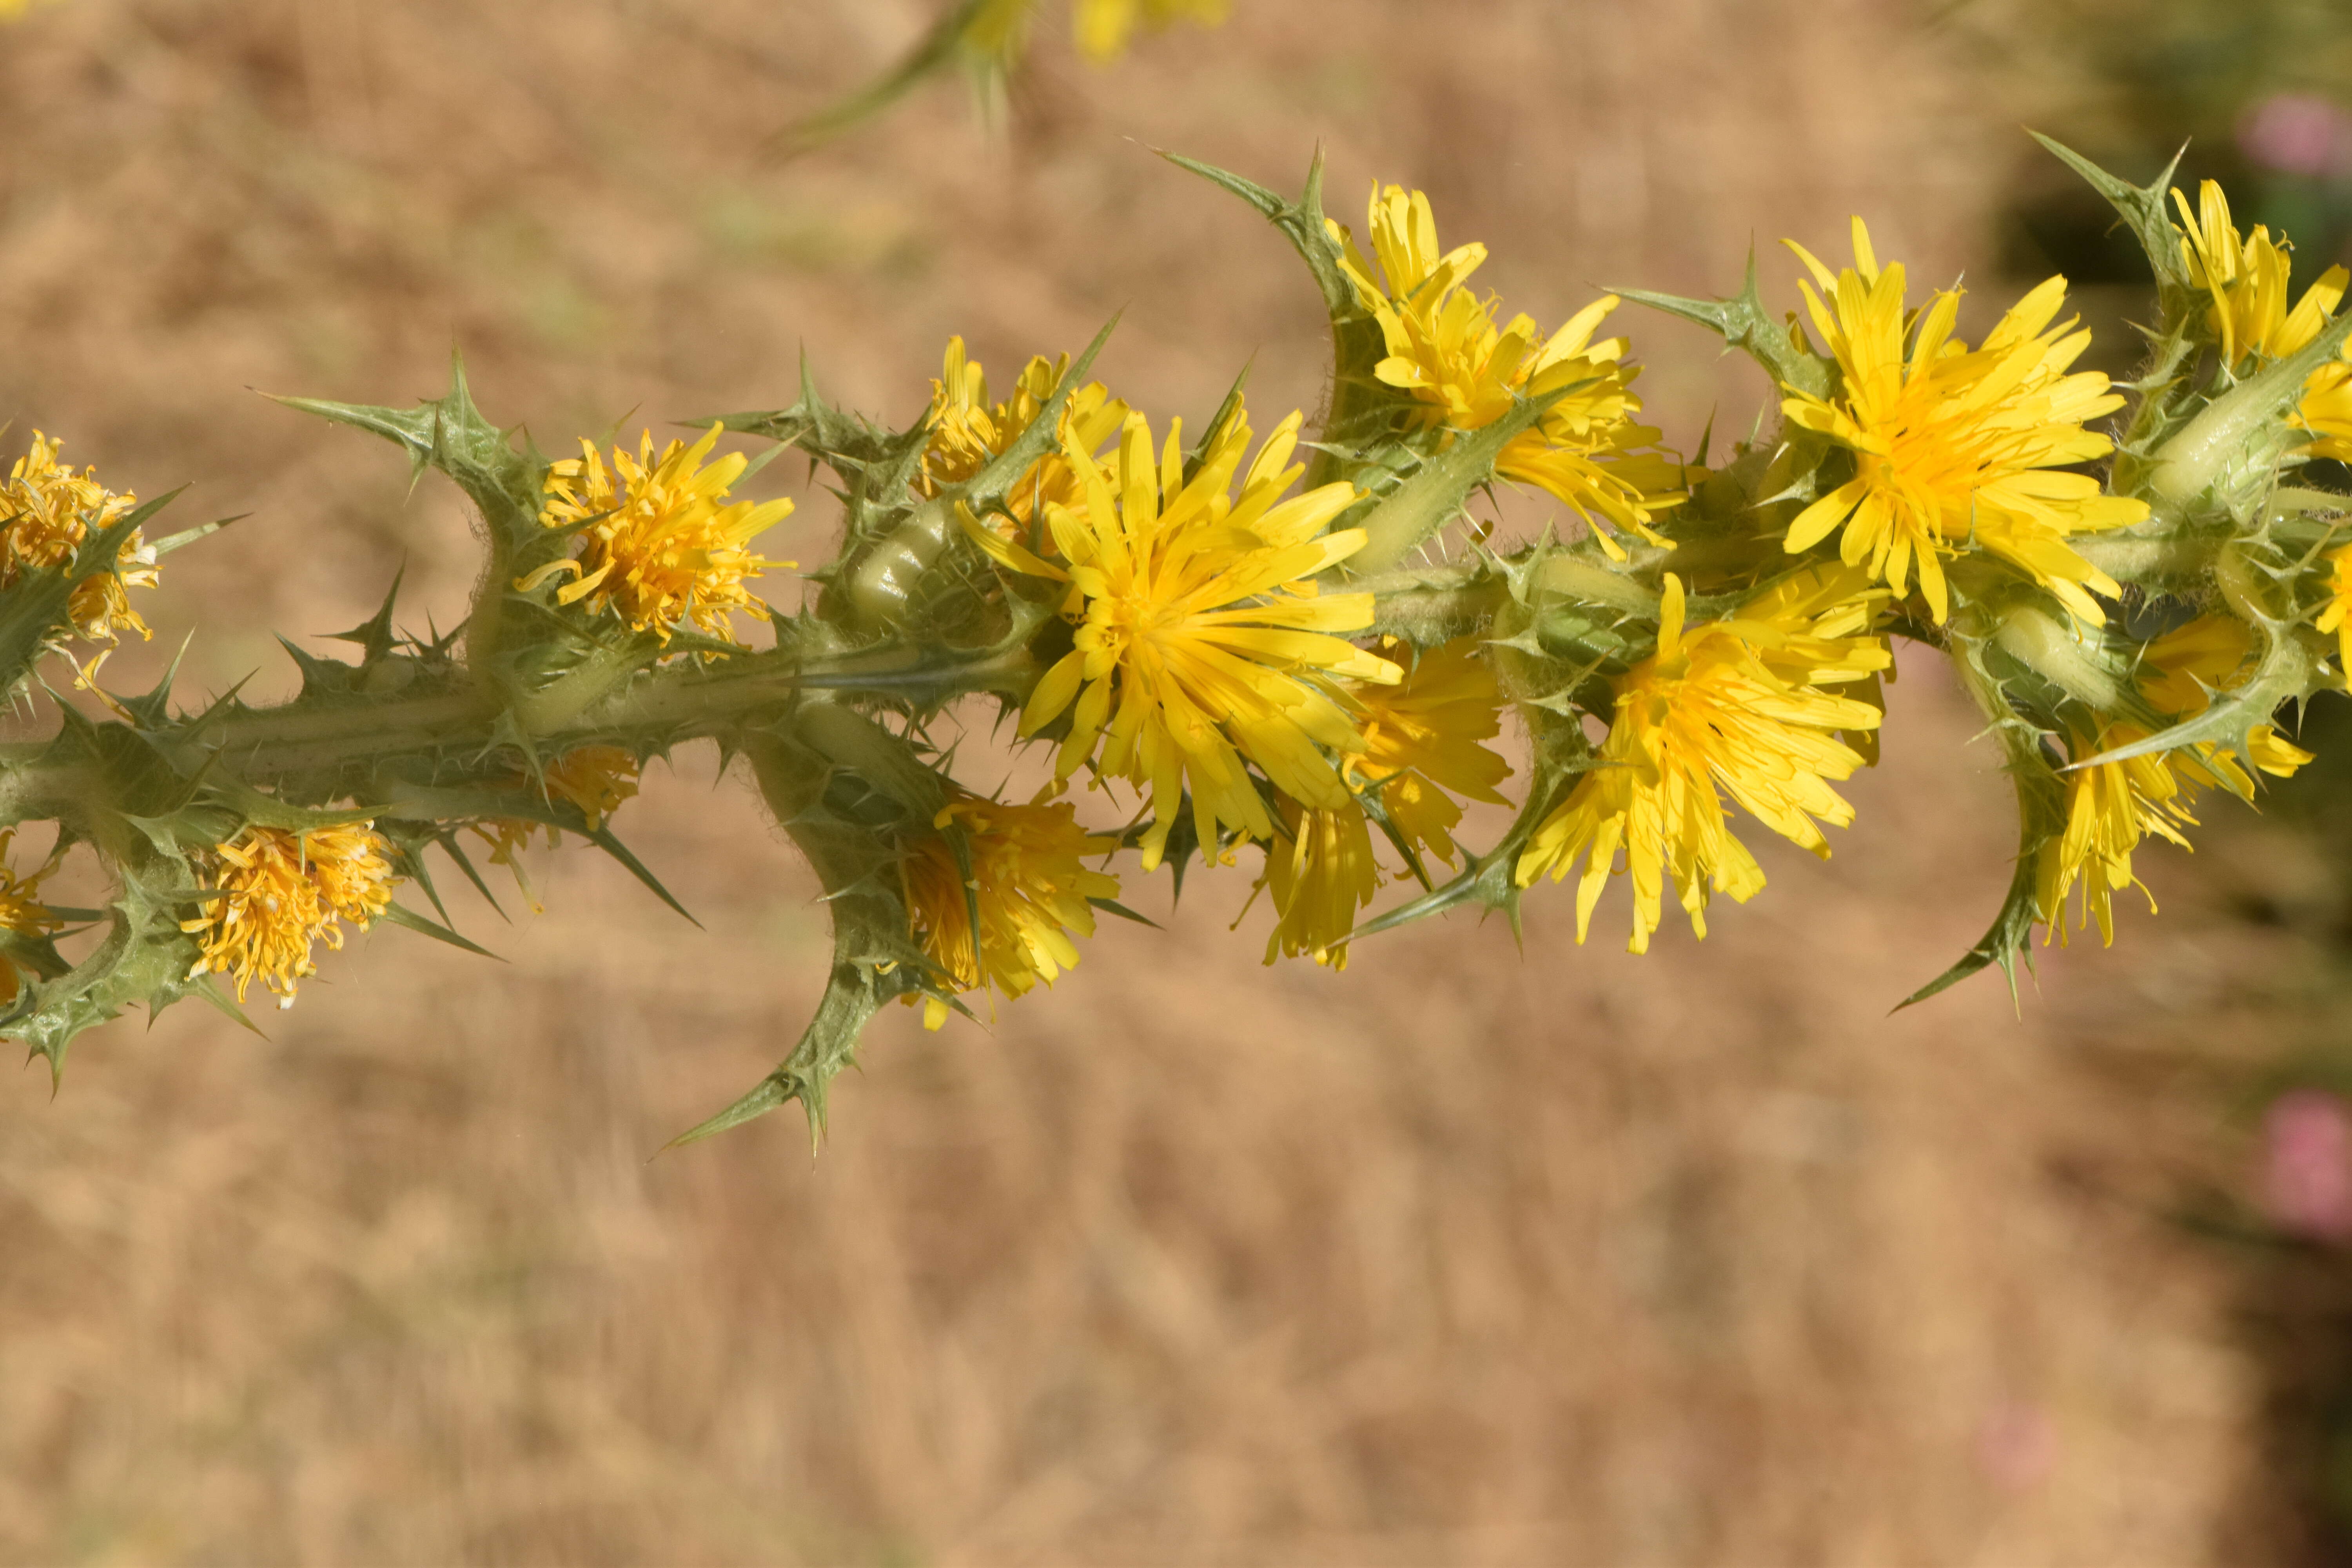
[6,138,2350,1143]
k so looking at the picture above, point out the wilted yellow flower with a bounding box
[1330,184,1684,559]
[470,745,643,907]
[1780,219,2147,625]
[1260,795,1379,969]
[1074,0,1228,63]
[524,425,795,645]
[918,336,1127,540]
[2040,615,2312,945]
[183,824,397,1008]
[2176,180,2347,368]
[899,795,1120,1029]
[0,828,62,1008]
[0,432,156,668]
[1343,635,1513,866]
[965,401,1400,868]
[1516,568,1888,953]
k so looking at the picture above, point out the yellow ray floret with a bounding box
[1342,634,1514,867]
[1074,0,1229,63]
[0,828,62,1007]
[918,336,1128,541]
[1329,184,1683,558]
[2296,361,2352,463]
[0,432,157,673]
[2039,616,2311,946]
[1780,220,2147,625]
[1261,795,1380,970]
[2316,543,2352,684]
[183,824,398,1009]
[965,399,1400,868]
[470,745,642,908]
[1258,637,1513,969]
[2176,180,2347,369]
[900,795,1121,1029]
[1515,569,1889,953]
[525,425,795,645]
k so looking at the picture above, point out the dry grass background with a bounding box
[0,0,2316,1561]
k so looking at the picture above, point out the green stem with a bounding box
[0,642,1042,809]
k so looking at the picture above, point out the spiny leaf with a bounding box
[665,963,896,1151]
[147,514,240,559]
[276,633,352,698]
[1161,148,1356,324]
[188,975,267,1038]
[1616,249,1833,399]
[692,725,945,1146]
[1900,659,2067,1009]
[2069,631,2322,781]
[115,633,194,731]
[1350,706,1593,946]
[276,353,551,559]
[377,900,502,960]
[432,830,509,921]
[698,347,915,485]
[325,566,405,665]
[2028,132,2191,298]
[765,0,998,159]
[1181,361,1253,487]
[1163,149,1396,490]
[584,822,701,927]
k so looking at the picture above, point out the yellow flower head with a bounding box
[1342,635,1514,867]
[1780,220,2148,625]
[0,432,156,665]
[182,824,398,1008]
[968,399,1401,869]
[470,745,643,907]
[1515,568,1889,953]
[1074,0,1229,63]
[2040,615,2312,945]
[1256,638,1513,969]
[1329,184,1683,558]
[2176,180,2347,368]
[0,828,62,1007]
[899,795,1121,1029]
[918,336,1128,537]
[526,425,795,645]
[539,744,640,830]
[1261,795,1380,970]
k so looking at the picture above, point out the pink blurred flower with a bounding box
[2239,94,2352,179]
[1975,1401,2056,1492]
[2263,1089,2352,1242]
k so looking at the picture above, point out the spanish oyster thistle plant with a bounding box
[4,138,2346,1145]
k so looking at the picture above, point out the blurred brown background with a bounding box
[0,0,2335,1562]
